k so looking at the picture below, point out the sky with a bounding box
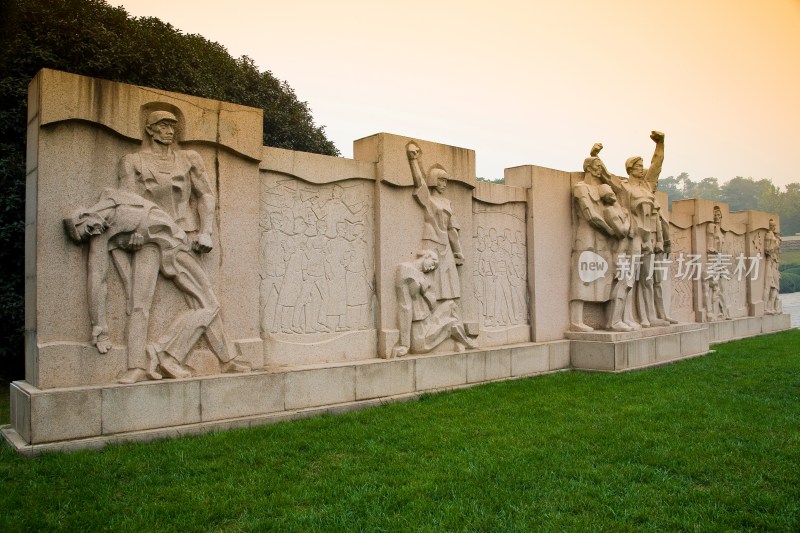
[107,0,800,187]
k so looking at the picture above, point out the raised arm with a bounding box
[407,142,430,208]
[645,131,665,192]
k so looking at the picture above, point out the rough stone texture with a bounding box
[355,360,415,400]
[511,344,550,376]
[200,373,285,422]
[102,381,201,434]
[28,388,102,443]
[549,341,571,369]
[415,353,468,390]
[285,367,355,410]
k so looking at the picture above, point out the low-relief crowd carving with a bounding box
[260,179,374,336]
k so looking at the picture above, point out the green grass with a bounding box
[781,250,800,265]
[2,330,800,531]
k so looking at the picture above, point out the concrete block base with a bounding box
[708,314,792,344]
[568,324,709,371]
[3,339,570,456]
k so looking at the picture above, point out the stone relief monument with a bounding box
[3,70,791,454]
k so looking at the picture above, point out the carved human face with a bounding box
[713,208,722,224]
[769,219,776,232]
[435,177,448,194]
[146,119,176,145]
[78,213,107,239]
[589,159,604,178]
[630,161,644,179]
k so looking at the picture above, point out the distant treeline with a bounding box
[660,174,800,237]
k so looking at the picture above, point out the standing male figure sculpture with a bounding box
[110,110,246,382]
[599,131,669,328]
[569,144,632,332]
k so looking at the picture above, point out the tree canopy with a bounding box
[660,174,800,236]
[0,0,339,381]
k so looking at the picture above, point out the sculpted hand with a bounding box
[92,327,112,354]
[406,143,421,161]
[392,344,409,358]
[650,130,665,143]
[454,252,464,266]
[125,232,144,251]
[193,233,213,253]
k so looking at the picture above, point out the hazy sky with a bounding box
[108,0,800,187]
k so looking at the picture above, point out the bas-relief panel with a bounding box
[472,202,529,344]
[727,232,747,318]
[259,174,376,364]
[669,225,694,322]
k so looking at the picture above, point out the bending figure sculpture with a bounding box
[392,250,476,357]
[65,189,248,384]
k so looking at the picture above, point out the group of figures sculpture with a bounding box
[569,131,677,332]
[64,111,249,383]
[473,226,528,327]
[391,142,478,357]
[260,180,374,336]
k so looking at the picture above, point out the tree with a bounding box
[0,0,339,381]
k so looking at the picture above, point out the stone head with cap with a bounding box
[145,110,178,146]
[625,156,644,179]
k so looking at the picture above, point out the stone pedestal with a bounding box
[707,314,792,344]
[2,340,570,456]
[567,324,709,371]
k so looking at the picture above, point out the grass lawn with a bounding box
[781,250,800,265]
[2,330,799,531]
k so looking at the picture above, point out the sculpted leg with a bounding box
[569,300,593,332]
[120,245,161,384]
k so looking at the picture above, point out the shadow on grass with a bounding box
[1,329,798,531]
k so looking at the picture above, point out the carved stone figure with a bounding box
[704,206,731,321]
[65,189,248,384]
[406,142,464,301]
[653,211,678,324]
[115,110,220,380]
[764,218,781,314]
[596,132,670,329]
[569,145,632,332]
[391,250,477,357]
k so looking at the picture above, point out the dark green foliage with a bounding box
[1,331,799,530]
[662,174,800,236]
[779,264,800,293]
[0,0,339,381]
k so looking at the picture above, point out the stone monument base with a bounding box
[2,340,570,456]
[566,323,710,372]
[707,314,792,344]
